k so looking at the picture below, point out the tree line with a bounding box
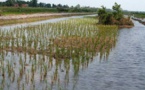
[0,0,97,12]
[0,0,37,7]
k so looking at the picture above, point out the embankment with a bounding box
[132,17,145,25]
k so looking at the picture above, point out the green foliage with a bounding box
[0,6,97,15]
[98,6,113,24]
[132,12,145,18]
[0,7,58,15]
[112,2,123,20]
[30,0,38,7]
[98,6,106,16]
[0,1,97,13]
[6,0,15,6]
[98,2,133,26]
[16,0,28,7]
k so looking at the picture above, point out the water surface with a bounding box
[0,17,145,90]
[0,15,95,30]
[74,20,145,90]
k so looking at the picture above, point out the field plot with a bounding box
[0,18,118,90]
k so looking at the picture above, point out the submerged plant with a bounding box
[0,17,118,90]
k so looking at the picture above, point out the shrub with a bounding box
[97,2,134,26]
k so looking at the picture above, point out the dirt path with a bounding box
[0,13,86,20]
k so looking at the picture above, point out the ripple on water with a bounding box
[74,20,145,90]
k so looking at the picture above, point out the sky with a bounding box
[0,0,145,11]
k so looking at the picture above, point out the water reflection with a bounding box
[0,18,118,90]
[0,15,96,30]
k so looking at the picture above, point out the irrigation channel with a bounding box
[0,15,145,90]
[0,15,96,30]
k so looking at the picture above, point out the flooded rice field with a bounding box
[0,16,145,90]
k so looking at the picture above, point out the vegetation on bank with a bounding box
[0,0,97,15]
[0,15,61,26]
[97,3,134,27]
[132,12,145,18]
[0,0,49,7]
[0,7,97,15]
[0,7,58,15]
[0,13,89,26]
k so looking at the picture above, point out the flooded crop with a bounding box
[0,18,118,90]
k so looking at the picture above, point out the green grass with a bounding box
[134,14,145,18]
[0,14,75,26]
[132,12,145,18]
[0,7,96,16]
[0,7,58,15]
[0,13,89,26]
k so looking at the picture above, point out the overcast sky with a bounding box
[0,0,145,11]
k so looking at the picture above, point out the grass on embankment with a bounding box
[0,15,59,26]
[0,7,96,16]
[133,13,145,18]
[0,7,58,15]
[0,7,94,26]
[0,13,90,26]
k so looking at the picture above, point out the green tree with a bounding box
[97,2,133,26]
[30,0,37,7]
[98,6,106,24]
[6,0,15,6]
[38,2,45,7]
[46,3,51,8]
[98,3,124,25]
[52,4,57,8]
[112,2,123,20]
[16,0,27,7]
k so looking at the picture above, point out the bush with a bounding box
[97,2,134,26]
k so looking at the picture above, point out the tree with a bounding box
[52,4,57,8]
[98,3,122,24]
[6,0,15,6]
[97,2,133,26]
[98,6,110,24]
[57,4,62,8]
[38,2,46,7]
[63,5,69,8]
[46,3,51,8]
[98,6,106,16]
[16,0,27,7]
[30,0,37,7]
[75,4,80,9]
[112,2,123,20]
